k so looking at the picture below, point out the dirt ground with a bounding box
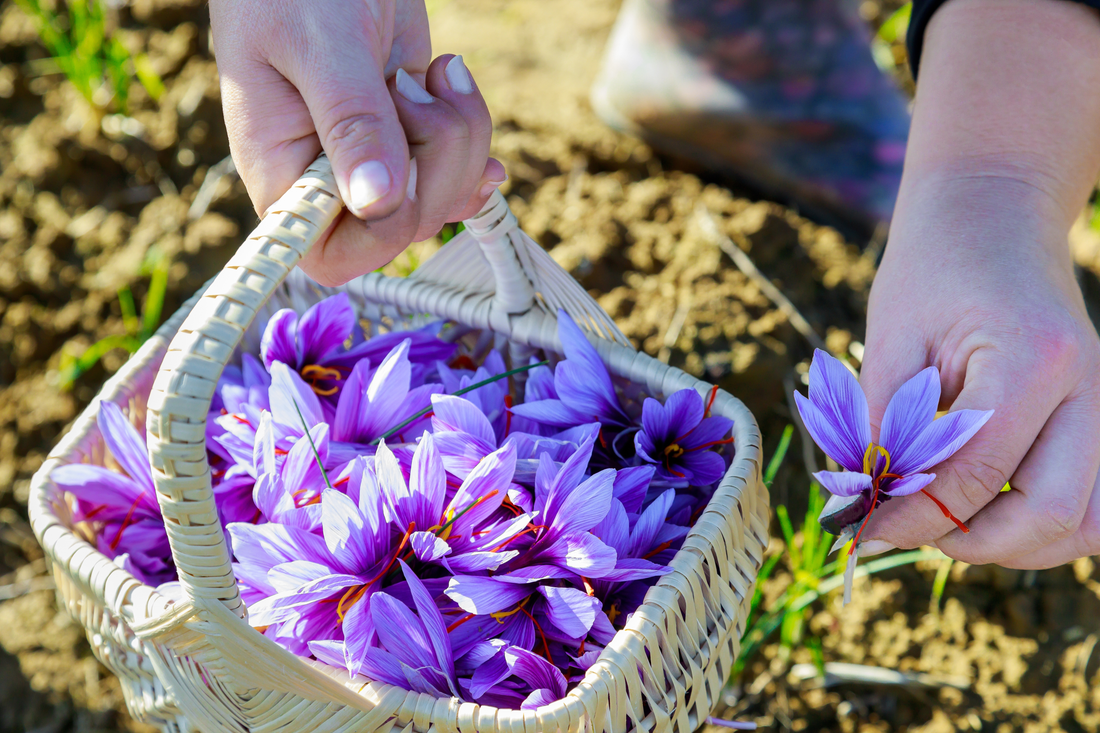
[0,0,1098,731]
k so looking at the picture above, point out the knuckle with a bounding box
[321,107,390,151]
[1035,496,1085,542]
[951,455,1012,508]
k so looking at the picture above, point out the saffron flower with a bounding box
[510,311,631,429]
[51,401,173,586]
[634,388,733,486]
[794,349,993,544]
[261,292,454,397]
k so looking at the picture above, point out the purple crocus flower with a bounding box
[261,293,455,398]
[51,402,173,586]
[510,312,631,430]
[794,349,993,541]
[634,389,733,486]
[332,339,440,445]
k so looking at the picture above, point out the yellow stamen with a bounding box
[490,597,528,623]
[300,364,343,395]
[862,442,891,477]
[663,443,684,459]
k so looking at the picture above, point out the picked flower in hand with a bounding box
[794,349,993,551]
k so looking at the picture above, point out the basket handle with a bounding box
[145,156,343,614]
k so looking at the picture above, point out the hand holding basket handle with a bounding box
[210,0,506,287]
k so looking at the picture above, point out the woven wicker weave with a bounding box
[29,155,770,733]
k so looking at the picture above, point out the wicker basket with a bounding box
[28,155,770,733]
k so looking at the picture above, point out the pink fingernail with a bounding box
[445,55,473,94]
[479,176,507,198]
[406,158,418,200]
[395,68,433,104]
[857,540,895,557]
[349,161,391,212]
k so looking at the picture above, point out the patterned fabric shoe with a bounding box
[591,0,910,234]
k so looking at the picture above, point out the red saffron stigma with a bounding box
[705,385,719,417]
[504,394,514,436]
[447,613,476,632]
[920,488,970,533]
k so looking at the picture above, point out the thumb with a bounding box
[274,26,414,220]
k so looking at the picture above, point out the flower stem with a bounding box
[292,399,334,491]
[371,360,549,445]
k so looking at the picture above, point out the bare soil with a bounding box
[0,0,1098,731]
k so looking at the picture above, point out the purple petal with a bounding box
[534,581,598,638]
[556,310,625,423]
[443,550,518,572]
[497,565,574,583]
[333,359,371,442]
[509,399,583,428]
[506,646,568,696]
[96,402,154,488]
[321,489,376,573]
[628,489,674,559]
[469,648,511,699]
[549,469,615,535]
[678,450,728,486]
[308,639,347,669]
[891,409,994,476]
[521,689,560,710]
[269,361,324,429]
[448,443,516,540]
[680,415,734,451]
[370,592,436,670]
[592,499,630,555]
[52,464,157,519]
[358,340,412,439]
[545,532,617,576]
[883,472,936,497]
[342,591,376,677]
[640,398,672,445]
[411,531,452,562]
[227,522,331,576]
[600,557,670,582]
[359,647,411,689]
[879,367,940,459]
[813,470,873,497]
[399,561,454,677]
[261,309,300,370]
[801,349,871,471]
[409,433,446,526]
[445,576,531,615]
[267,560,335,593]
[612,466,654,515]
[298,292,356,365]
[431,394,496,446]
[794,391,865,474]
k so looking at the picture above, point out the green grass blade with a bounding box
[763,424,794,487]
[117,285,139,335]
[141,258,169,338]
[775,504,801,570]
[58,333,139,389]
[133,53,165,100]
[930,557,954,613]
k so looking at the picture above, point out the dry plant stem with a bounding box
[698,205,832,358]
[783,373,819,476]
[788,662,971,691]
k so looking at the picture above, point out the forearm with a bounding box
[899,0,1100,237]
